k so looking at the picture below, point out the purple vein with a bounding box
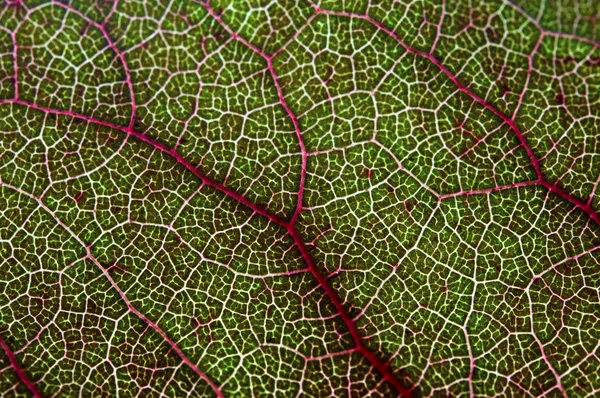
[0,336,42,398]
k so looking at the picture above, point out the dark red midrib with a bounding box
[315,7,600,227]
[0,336,42,398]
[168,2,412,392]
[0,97,411,396]
[289,229,413,397]
[193,5,413,392]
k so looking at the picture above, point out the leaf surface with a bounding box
[1,0,599,396]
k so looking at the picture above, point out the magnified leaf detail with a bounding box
[0,0,599,397]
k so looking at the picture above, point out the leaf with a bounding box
[1,0,599,396]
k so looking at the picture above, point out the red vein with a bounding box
[314,7,600,227]
[0,180,223,397]
[438,180,540,200]
[10,29,18,99]
[201,0,308,226]
[86,253,225,397]
[49,0,137,129]
[0,97,289,229]
[0,336,42,398]
[270,57,306,226]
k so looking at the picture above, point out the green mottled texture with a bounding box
[1,0,599,397]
